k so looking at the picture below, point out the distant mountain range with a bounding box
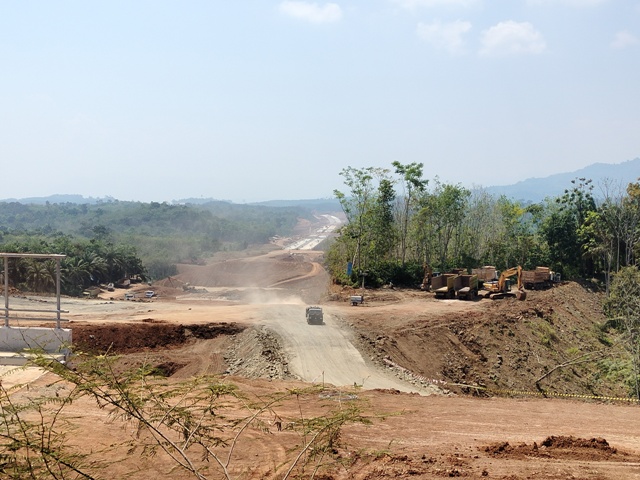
[484,157,640,203]
[2,158,638,208]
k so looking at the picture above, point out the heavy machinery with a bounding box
[306,306,324,325]
[432,273,462,299]
[420,263,433,291]
[457,274,478,300]
[522,266,559,290]
[481,266,527,300]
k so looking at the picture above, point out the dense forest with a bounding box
[0,200,310,295]
[327,162,639,291]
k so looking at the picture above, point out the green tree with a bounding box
[392,161,427,266]
[334,166,390,284]
[603,266,640,399]
[579,210,615,291]
[62,256,92,295]
[25,258,56,293]
[416,181,470,270]
[371,178,396,264]
[548,178,597,277]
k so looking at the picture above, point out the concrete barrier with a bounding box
[0,326,71,365]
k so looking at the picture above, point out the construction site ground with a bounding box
[4,237,640,478]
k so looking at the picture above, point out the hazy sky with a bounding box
[1,1,639,203]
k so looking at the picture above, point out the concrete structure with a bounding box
[0,253,70,365]
[0,326,71,365]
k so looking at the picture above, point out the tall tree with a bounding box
[392,161,427,266]
[416,181,470,270]
[334,166,390,283]
[371,178,396,263]
[543,178,597,278]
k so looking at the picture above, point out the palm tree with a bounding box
[83,252,107,285]
[25,259,55,293]
[102,245,127,282]
[62,257,91,295]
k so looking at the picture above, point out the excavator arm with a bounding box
[497,266,522,292]
[494,266,526,300]
[421,263,433,291]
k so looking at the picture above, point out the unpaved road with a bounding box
[257,303,428,393]
[3,287,431,394]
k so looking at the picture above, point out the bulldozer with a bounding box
[481,266,527,300]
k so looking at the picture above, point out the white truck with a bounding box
[350,295,364,306]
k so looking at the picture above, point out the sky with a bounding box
[1,1,639,203]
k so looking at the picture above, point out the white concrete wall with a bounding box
[0,326,71,355]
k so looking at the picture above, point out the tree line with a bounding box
[0,200,309,295]
[327,163,639,290]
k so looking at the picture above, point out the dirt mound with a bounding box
[483,436,630,461]
[224,326,294,380]
[71,321,245,355]
[337,281,630,400]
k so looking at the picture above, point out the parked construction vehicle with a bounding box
[420,263,433,291]
[432,273,462,299]
[522,266,560,290]
[481,266,527,300]
[457,274,478,300]
[472,266,498,283]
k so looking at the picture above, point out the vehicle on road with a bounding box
[305,306,324,325]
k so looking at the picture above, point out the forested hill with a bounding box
[0,200,312,281]
[0,200,308,239]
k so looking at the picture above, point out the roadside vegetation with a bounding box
[328,163,639,291]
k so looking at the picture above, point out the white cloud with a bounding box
[417,20,472,53]
[611,30,639,49]
[480,21,546,56]
[278,1,343,23]
[526,0,608,6]
[393,0,480,8]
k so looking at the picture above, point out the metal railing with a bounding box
[1,253,68,329]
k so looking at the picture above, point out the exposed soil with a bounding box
[6,222,640,479]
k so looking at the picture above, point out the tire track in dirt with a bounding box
[267,262,323,288]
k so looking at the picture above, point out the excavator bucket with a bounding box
[516,289,527,301]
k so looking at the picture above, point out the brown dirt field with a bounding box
[8,237,640,479]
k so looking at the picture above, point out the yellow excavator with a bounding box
[482,266,527,300]
[420,262,433,291]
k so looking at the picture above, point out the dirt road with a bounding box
[257,303,431,393]
[7,287,429,393]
